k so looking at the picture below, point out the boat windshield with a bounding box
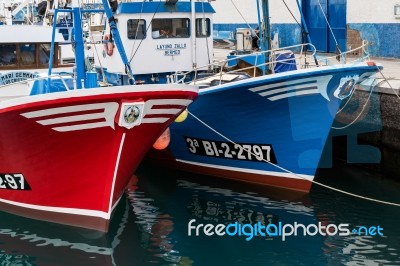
[151,18,190,39]
[127,19,146,39]
[195,18,211,37]
[0,44,17,66]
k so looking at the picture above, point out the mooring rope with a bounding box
[333,65,399,130]
[335,76,377,116]
[331,80,377,130]
[186,110,400,207]
[376,67,400,100]
[230,0,259,39]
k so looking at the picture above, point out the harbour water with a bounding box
[0,161,399,266]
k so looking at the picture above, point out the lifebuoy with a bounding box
[103,33,114,56]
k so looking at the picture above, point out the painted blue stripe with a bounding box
[118,2,215,14]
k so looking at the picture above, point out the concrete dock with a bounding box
[328,56,400,181]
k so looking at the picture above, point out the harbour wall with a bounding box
[319,85,400,182]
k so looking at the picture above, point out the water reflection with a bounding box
[0,161,398,265]
[313,163,400,265]
[0,198,130,266]
[127,165,325,265]
[126,185,179,265]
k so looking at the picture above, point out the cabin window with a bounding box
[20,44,36,65]
[195,18,210,37]
[0,44,17,66]
[0,43,70,70]
[152,18,190,39]
[127,19,146,39]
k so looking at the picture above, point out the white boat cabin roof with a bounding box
[95,0,216,75]
[0,25,66,43]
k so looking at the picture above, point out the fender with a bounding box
[103,33,114,56]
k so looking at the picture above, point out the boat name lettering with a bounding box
[0,173,31,190]
[184,137,277,163]
[0,72,38,85]
[164,50,180,56]
[156,43,187,50]
[156,43,186,56]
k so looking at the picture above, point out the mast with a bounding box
[294,0,319,66]
[72,0,86,88]
[256,0,271,73]
[101,0,135,84]
[258,0,270,53]
[190,0,197,69]
[48,0,92,89]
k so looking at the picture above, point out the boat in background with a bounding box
[0,25,75,97]
[87,0,381,192]
[0,0,39,25]
[0,0,76,97]
[0,0,198,232]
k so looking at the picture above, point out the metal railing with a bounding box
[168,41,371,86]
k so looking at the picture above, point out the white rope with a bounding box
[334,76,375,115]
[376,68,400,100]
[86,16,108,83]
[334,84,359,115]
[128,0,145,63]
[186,110,400,207]
[201,0,212,65]
[230,0,259,37]
[333,64,400,130]
[332,80,377,130]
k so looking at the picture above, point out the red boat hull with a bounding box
[0,84,197,231]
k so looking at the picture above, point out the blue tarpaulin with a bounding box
[30,77,74,95]
[274,52,297,73]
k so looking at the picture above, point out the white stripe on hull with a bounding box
[249,75,332,101]
[20,99,193,131]
[0,198,110,219]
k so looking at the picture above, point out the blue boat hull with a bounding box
[148,63,380,192]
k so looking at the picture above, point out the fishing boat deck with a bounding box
[214,47,400,87]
